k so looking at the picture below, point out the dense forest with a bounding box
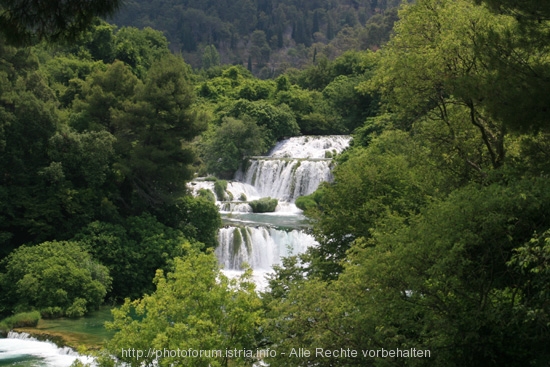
[110,0,400,75]
[1,0,550,366]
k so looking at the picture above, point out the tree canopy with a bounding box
[0,0,121,45]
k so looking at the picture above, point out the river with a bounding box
[0,135,351,365]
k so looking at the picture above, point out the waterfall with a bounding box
[267,135,352,159]
[237,159,333,201]
[0,332,93,366]
[216,227,317,271]
[190,135,351,289]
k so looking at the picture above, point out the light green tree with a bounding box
[363,0,514,172]
[107,249,263,367]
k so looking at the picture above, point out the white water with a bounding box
[189,135,351,210]
[0,332,94,367]
[204,136,351,290]
[267,135,352,159]
[216,227,317,290]
[237,159,333,201]
[216,227,317,271]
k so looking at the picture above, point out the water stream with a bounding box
[0,332,93,367]
[190,135,351,289]
[0,136,350,364]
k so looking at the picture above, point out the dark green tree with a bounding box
[75,214,198,300]
[0,0,121,45]
[72,55,206,214]
[0,241,111,318]
[200,116,268,178]
[228,99,300,144]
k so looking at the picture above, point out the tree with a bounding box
[107,249,262,367]
[265,177,550,367]
[201,116,268,178]
[72,55,206,214]
[0,0,122,45]
[475,0,550,22]
[157,196,221,250]
[0,39,61,253]
[75,213,197,301]
[0,241,111,318]
[364,0,511,172]
[113,27,171,78]
[228,99,300,144]
[306,130,446,278]
[202,44,221,70]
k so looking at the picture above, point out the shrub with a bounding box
[75,214,199,300]
[0,311,41,330]
[66,298,88,318]
[249,197,278,213]
[295,183,327,213]
[295,195,317,211]
[200,116,268,178]
[239,193,247,201]
[214,180,228,201]
[40,307,64,319]
[198,188,216,203]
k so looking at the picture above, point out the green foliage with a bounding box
[110,0,397,72]
[66,298,88,318]
[197,188,216,203]
[265,177,550,367]
[365,0,534,170]
[238,79,274,101]
[158,196,221,250]
[73,54,206,213]
[0,0,122,45]
[107,250,262,367]
[0,241,111,318]
[249,197,278,213]
[113,27,171,78]
[228,99,300,144]
[0,311,41,330]
[213,179,228,201]
[201,45,220,70]
[200,116,268,178]
[295,196,316,211]
[307,130,446,278]
[294,184,326,213]
[75,214,197,301]
[0,39,62,253]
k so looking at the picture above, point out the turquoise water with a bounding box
[0,334,93,367]
[0,353,46,367]
[222,212,311,229]
[34,307,114,346]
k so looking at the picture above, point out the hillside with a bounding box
[110,0,400,74]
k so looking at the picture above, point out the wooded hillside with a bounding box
[110,0,400,74]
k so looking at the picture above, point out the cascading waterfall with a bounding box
[190,136,351,289]
[216,227,317,271]
[237,159,333,202]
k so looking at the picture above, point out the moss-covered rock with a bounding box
[249,197,278,213]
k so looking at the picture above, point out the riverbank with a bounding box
[9,306,114,350]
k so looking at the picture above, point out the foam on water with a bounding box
[190,136,351,290]
[0,332,94,367]
[268,135,352,159]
